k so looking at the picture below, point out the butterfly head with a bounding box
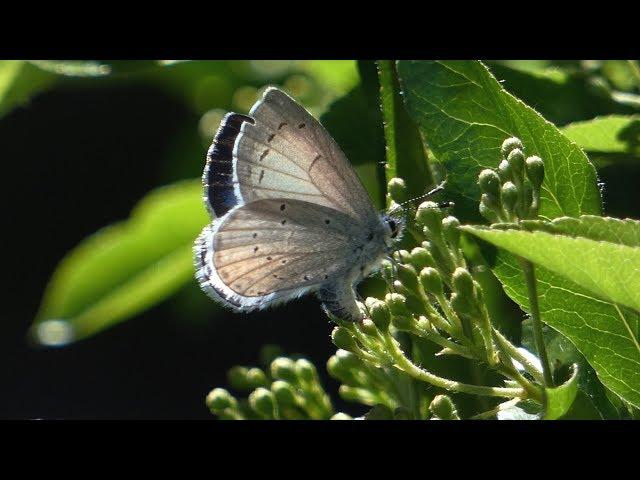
[380,213,406,248]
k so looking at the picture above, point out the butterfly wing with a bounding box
[195,198,369,312]
[203,87,378,223]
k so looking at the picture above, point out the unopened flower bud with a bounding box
[478,169,501,197]
[420,267,443,296]
[388,177,409,204]
[501,137,524,158]
[497,159,512,182]
[385,293,409,316]
[501,181,519,217]
[366,297,390,331]
[270,357,298,384]
[429,394,460,420]
[507,148,525,179]
[525,155,545,190]
[409,247,436,270]
[416,201,443,234]
[206,388,237,413]
[391,314,414,331]
[330,412,353,420]
[331,327,359,353]
[295,359,317,384]
[249,387,277,418]
[246,367,269,389]
[452,267,475,299]
[271,380,298,406]
[396,263,419,293]
[442,216,461,250]
[227,366,251,391]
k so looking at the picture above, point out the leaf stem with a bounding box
[520,259,553,387]
[381,331,526,399]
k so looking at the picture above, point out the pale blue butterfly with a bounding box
[194,87,410,321]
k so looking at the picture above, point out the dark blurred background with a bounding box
[1,60,639,419]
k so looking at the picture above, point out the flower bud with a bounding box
[525,155,545,190]
[501,137,524,158]
[416,201,443,234]
[420,267,443,296]
[391,314,414,331]
[366,297,390,331]
[507,148,525,179]
[246,367,269,389]
[295,359,317,384]
[360,318,378,336]
[480,193,502,215]
[479,201,500,224]
[249,387,277,418]
[497,159,512,182]
[442,216,461,250]
[385,293,409,316]
[271,380,298,406]
[206,388,237,413]
[339,385,377,405]
[478,169,501,197]
[393,249,412,265]
[396,263,419,293]
[452,267,475,299]
[331,412,353,420]
[450,292,474,317]
[409,247,436,270]
[227,366,251,391]
[331,327,359,353]
[501,181,519,217]
[392,280,412,298]
[429,394,460,420]
[270,357,298,384]
[388,177,408,204]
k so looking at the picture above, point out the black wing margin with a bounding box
[203,112,255,217]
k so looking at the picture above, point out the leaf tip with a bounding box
[30,319,76,347]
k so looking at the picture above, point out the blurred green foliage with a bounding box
[13,59,640,419]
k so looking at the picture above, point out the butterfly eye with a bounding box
[388,219,398,238]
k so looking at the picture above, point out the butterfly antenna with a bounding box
[388,180,448,217]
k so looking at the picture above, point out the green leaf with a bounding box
[463,219,640,408]
[462,218,640,314]
[376,60,432,200]
[0,60,56,119]
[486,62,640,126]
[521,319,619,419]
[28,60,183,77]
[561,115,640,154]
[397,60,602,222]
[544,364,579,420]
[32,180,209,344]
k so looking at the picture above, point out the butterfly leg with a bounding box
[317,281,363,323]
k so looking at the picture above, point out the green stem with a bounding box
[493,328,545,384]
[470,398,521,420]
[382,332,526,399]
[520,259,553,387]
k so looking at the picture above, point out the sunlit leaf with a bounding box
[32,180,208,344]
[561,115,640,154]
[397,60,602,222]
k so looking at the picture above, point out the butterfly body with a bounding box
[194,87,402,321]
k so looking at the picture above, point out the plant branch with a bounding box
[520,259,553,387]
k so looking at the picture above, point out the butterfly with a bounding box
[194,87,405,322]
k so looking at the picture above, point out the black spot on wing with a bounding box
[204,112,254,217]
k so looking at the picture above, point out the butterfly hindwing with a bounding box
[195,198,368,312]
